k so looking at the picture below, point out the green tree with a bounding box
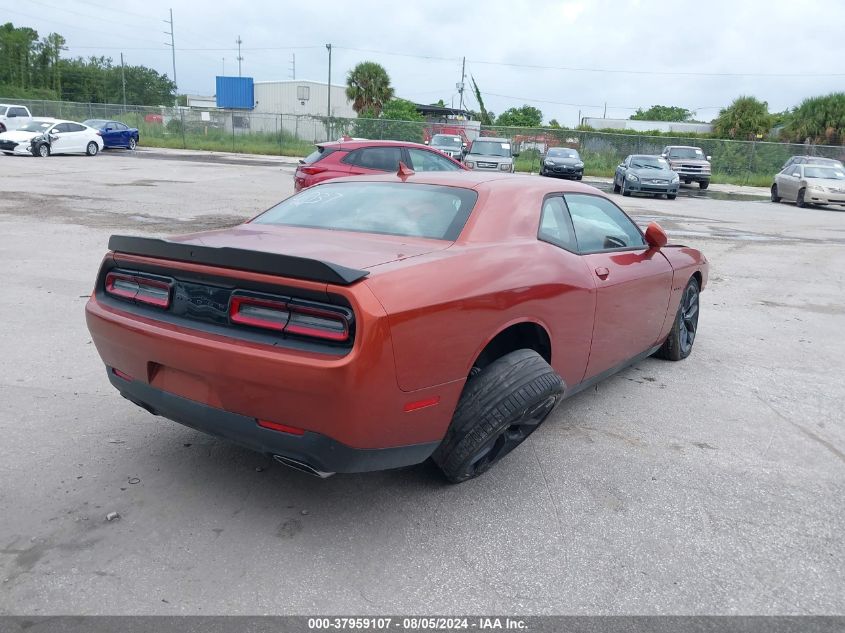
[470,75,493,125]
[784,92,845,144]
[713,96,773,140]
[495,105,543,127]
[548,118,561,128]
[354,98,425,142]
[630,105,693,122]
[345,61,394,116]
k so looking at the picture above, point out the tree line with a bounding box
[1,22,175,105]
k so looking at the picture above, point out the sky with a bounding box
[7,0,845,125]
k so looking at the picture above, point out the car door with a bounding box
[101,122,119,147]
[48,123,74,154]
[563,193,674,379]
[406,147,462,172]
[779,165,802,200]
[115,122,130,146]
[66,122,90,152]
[342,146,404,176]
[615,156,630,186]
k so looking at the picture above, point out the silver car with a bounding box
[772,163,845,207]
[463,137,518,173]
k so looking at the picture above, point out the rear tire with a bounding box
[433,349,563,483]
[699,180,709,190]
[796,188,808,208]
[655,277,700,361]
[771,184,781,202]
[86,142,99,156]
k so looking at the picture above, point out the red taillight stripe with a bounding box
[111,368,133,381]
[105,271,171,308]
[257,419,305,436]
[403,396,440,412]
[285,304,349,342]
[229,295,289,331]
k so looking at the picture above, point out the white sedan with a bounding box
[0,118,104,157]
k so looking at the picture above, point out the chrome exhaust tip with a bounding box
[273,455,335,479]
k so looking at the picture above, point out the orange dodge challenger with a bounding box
[85,169,708,483]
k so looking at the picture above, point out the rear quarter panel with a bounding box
[364,240,596,392]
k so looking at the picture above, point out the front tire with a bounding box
[621,178,632,197]
[128,137,137,150]
[796,188,808,208]
[655,277,700,361]
[35,143,50,158]
[771,184,781,202]
[667,193,677,200]
[86,142,99,156]
[433,349,563,483]
[613,177,621,193]
[699,180,709,190]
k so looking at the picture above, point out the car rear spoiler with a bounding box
[107,235,370,286]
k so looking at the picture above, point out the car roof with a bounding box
[630,154,663,159]
[665,145,702,149]
[319,139,434,151]
[472,137,509,142]
[548,147,578,150]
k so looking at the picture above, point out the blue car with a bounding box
[82,119,139,150]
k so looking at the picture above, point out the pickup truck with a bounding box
[0,104,33,133]
[661,145,711,189]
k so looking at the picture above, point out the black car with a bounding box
[540,147,583,179]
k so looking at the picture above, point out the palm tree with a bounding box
[345,61,394,116]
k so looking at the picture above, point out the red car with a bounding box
[293,139,467,191]
[85,170,708,483]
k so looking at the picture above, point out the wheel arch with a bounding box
[467,320,552,376]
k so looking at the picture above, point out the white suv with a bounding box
[0,104,33,133]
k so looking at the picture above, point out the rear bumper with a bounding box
[110,369,439,472]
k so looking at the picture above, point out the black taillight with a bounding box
[228,292,351,343]
[105,271,172,308]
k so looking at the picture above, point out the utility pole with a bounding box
[163,9,177,107]
[222,58,225,76]
[236,36,243,77]
[326,43,332,138]
[577,109,581,128]
[120,52,127,111]
[458,56,466,112]
[289,53,295,80]
[603,102,607,118]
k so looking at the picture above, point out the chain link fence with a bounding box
[4,97,844,186]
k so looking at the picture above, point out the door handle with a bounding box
[595,267,610,280]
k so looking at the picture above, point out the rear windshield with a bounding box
[254,182,478,241]
[303,146,335,164]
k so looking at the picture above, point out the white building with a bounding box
[583,117,713,134]
[254,80,355,119]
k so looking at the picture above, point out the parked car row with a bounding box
[0,106,139,157]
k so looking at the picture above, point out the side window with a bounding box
[564,193,646,253]
[115,123,128,131]
[66,123,86,132]
[790,167,801,177]
[407,148,459,172]
[10,107,28,117]
[53,123,70,133]
[344,147,403,171]
[538,196,577,252]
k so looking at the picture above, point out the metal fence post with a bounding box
[180,108,186,149]
[747,140,756,186]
